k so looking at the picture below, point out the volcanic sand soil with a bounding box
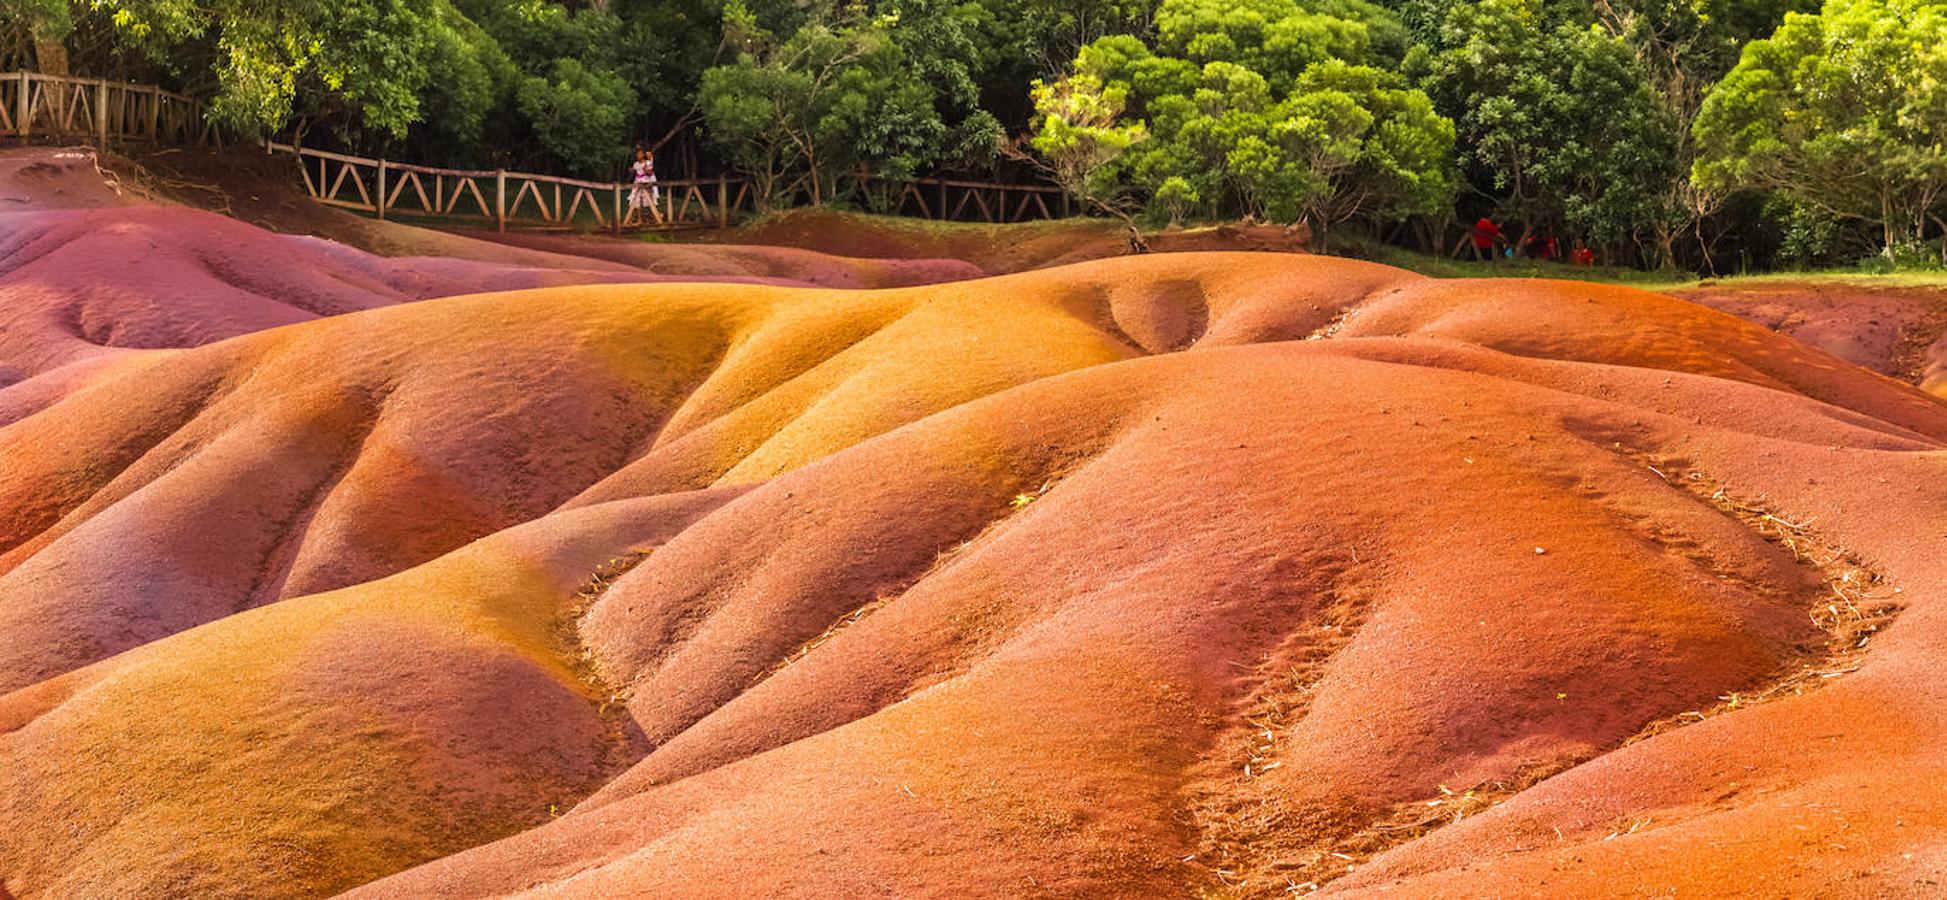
[3,149,1947,898]
[682,206,1316,274]
[0,145,1067,417]
[459,228,985,289]
[1675,279,1947,398]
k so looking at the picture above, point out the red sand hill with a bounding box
[0,148,1003,397]
[3,148,1946,899]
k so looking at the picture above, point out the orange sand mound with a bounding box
[4,211,1946,899]
[0,251,1404,694]
[0,147,677,390]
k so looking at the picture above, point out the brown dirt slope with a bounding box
[3,214,1945,900]
[0,249,1406,696]
[1676,279,1947,399]
[683,207,1314,274]
[461,228,984,288]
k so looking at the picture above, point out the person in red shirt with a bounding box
[1571,243,1596,266]
[1523,230,1561,261]
[1470,217,1504,261]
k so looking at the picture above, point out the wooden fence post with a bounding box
[17,73,29,137]
[612,183,622,236]
[495,170,506,232]
[146,86,158,140]
[94,80,108,145]
[376,158,388,220]
[718,174,729,228]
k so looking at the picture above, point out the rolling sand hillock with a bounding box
[3,146,1946,899]
[0,146,666,414]
[0,146,1062,419]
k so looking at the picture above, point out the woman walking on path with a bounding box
[625,147,659,227]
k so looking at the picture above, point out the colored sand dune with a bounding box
[3,148,1945,898]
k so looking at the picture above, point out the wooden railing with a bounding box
[1,72,220,146]
[864,174,1071,222]
[265,142,1071,233]
[266,142,749,233]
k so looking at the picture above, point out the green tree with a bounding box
[412,6,518,154]
[1020,71,1149,221]
[699,1,998,208]
[1029,0,1454,235]
[516,57,636,176]
[96,0,456,138]
[1591,0,1814,268]
[1407,0,1674,257]
[957,0,1159,129]
[0,0,69,72]
[1693,0,1947,260]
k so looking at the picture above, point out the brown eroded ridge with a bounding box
[2,148,1945,898]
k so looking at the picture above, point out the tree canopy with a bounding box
[697,0,1000,208]
[1026,0,1455,232]
[8,0,1943,269]
[1693,0,1947,259]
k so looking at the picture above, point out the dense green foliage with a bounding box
[7,0,1944,270]
[1693,0,1947,260]
[697,0,1000,208]
[1405,0,1674,252]
[1027,0,1455,232]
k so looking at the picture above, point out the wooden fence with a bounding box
[865,174,1071,222]
[266,142,750,233]
[266,142,1072,233]
[0,72,220,146]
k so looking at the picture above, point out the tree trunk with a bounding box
[32,38,68,76]
[1881,191,1896,260]
[1694,216,1716,277]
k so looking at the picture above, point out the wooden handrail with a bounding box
[2,72,198,106]
[6,72,1069,228]
[894,175,1065,194]
[264,143,1063,194]
[272,137,1075,230]
[4,70,217,148]
[265,141,746,191]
